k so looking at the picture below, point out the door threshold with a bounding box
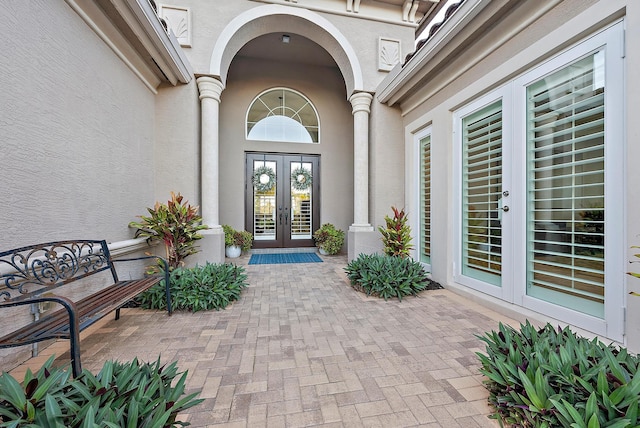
[251,247,317,254]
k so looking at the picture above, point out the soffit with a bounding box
[235,33,338,68]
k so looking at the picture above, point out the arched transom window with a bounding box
[247,88,319,143]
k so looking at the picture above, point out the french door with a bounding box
[245,153,320,248]
[456,96,513,301]
[453,22,624,340]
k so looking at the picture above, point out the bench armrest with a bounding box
[0,294,77,312]
[0,295,83,375]
[111,256,172,315]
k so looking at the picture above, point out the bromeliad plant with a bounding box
[0,356,203,427]
[345,253,436,300]
[129,192,209,270]
[378,206,413,258]
[137,262,248,312]
[477,321,640,427]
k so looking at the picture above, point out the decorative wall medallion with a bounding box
[158,5,191,47]
[378,37,401,71]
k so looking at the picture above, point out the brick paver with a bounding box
[9,253,512,427]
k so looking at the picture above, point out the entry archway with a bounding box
[209,4,363,98]
[197,4,372,263]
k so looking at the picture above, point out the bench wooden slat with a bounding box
[0,277,162,346]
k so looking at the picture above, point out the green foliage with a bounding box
[477,321,640,427]
[344,253,430,300]
[137,263,248,312]
[313,223,344,255]
[222,225,253,252]
[378,206,413,258]
[0,356,203,427]
[129,192,209,270]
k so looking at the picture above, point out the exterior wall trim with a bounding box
[249,0,419,27]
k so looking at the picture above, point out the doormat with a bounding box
[248,252,323,265]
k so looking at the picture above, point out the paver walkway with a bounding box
[10,254,517,427]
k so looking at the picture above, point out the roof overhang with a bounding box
[376,0,488,106]
[65,0,193,92]
[377,0,563,108]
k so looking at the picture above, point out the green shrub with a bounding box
[378,206,413,258]
[138,263,248,312]
[477,321,640,427]
[0,356,202,427]
[344,253,437,300]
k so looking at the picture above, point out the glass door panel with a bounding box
[526,52,605,318]
[420,135,431,264]
[289,161,313,241]
[253,160,278,241]
[461,100,503,286]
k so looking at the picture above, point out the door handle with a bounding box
[284,209,289,225]
[279,213,283,225]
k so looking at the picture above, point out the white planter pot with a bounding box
[225,245,241,258]
[318,248,328,255]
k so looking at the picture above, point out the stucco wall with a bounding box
[0,1,158,369]
[369,101,405,235]
[1,1,157,249]
[155,81,201,204]
[219,56,353,236]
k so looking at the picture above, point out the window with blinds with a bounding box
[461,101,503,286]
[526,51,605,318]
[420,135,431,264]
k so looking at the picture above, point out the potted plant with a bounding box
[313,223,345,255]
[223,225,253,258]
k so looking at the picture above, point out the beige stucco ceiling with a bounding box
[236,32,339,68]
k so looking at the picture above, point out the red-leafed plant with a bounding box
[378,206,413,258]
[129,192,209,269]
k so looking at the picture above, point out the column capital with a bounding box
[196,75,225,102]
[349,91,373,115]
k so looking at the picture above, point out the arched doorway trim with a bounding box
[209,4,363,98]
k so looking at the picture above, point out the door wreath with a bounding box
[291,166,312,191]
[252,165,276,192]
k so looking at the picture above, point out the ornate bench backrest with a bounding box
[0,240,114,301]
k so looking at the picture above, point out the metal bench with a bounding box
[0,240,171,377]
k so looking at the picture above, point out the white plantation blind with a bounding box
[462,100,503,285]
[290,162,313,239]
[420,135,431,263]
[526,52,605,316]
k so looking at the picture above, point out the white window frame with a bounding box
[453,87,513,301]
[246,87,320,144]
[511,21,625,341]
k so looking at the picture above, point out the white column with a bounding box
[196,76,225,229]
[349,91,373,231]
